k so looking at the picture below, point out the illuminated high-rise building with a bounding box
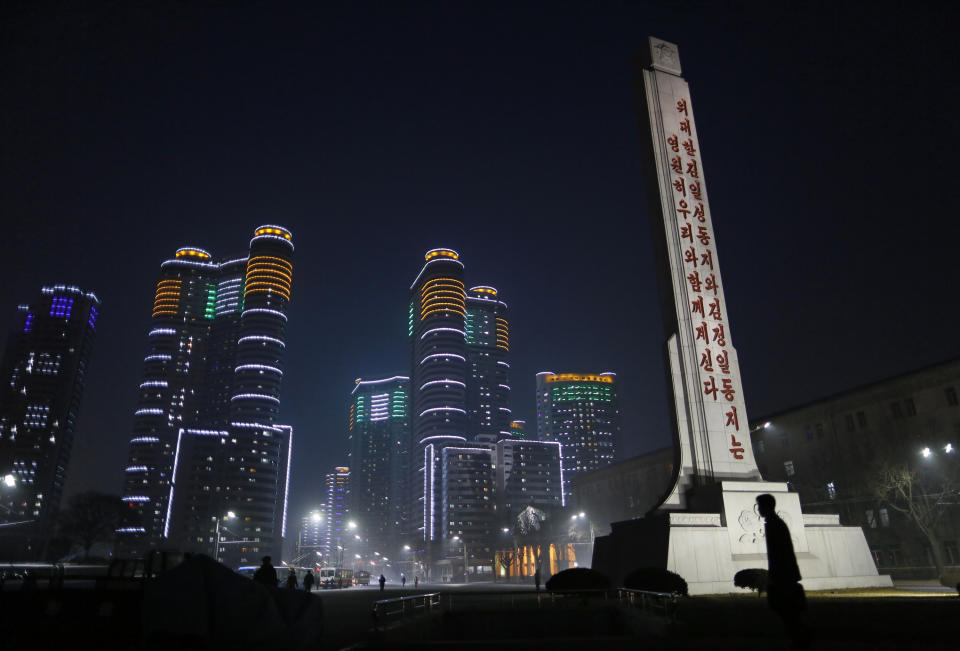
[409,248,469,542]
[348,376,410,554]
[119,226,294,566]
[465,286,510,444]
[321,466,350,561]
[297,509,325,559]
[536,372,619,499]
[0,286,100,558]
[496,439,563,516]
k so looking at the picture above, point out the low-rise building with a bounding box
[751,358,960,579]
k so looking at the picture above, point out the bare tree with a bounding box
[873,462,959,578]
[56,492,138,560]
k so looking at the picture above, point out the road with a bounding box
[319,581,531,650]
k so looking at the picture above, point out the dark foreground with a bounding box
[2,576,957,650]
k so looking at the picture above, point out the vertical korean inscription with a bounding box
[654,71,754,472]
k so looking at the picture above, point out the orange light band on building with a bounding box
[153,280,182,316]
[254,227,292,240]
[175,248,211,259]
[244,256,293,300]
[424,249,459,262]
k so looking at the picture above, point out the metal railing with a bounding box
[371,591,440,628]
[371,587,679,629]
[614,587,679,619]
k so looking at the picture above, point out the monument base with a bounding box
[592,481,892,595]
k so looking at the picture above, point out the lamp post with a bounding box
[452,535,468,583]
[214,511,237,564]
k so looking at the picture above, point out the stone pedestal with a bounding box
[593,481,892,595]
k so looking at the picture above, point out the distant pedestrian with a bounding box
[285,568,298,590]
[534,568,541,592]
[401,574,406,588]
[757,494,809,649]
[414,576,419,588]
[379,574,386,591]
[303,570,315,592]
[252,556,278,588]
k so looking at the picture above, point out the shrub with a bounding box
[545,567,610,591]
[623,567,688,596]
[938,572,960,591]
[734,568,769,596]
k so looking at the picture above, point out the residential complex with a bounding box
[119,226,294,567]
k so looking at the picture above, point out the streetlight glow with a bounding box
[922,447,932,458]
[763,422,771,429]
[2,474,15,488]
[347,521,357,530]
[946,443,955,454]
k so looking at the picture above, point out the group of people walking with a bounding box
[252,556,317,591]
[251,556,402,594]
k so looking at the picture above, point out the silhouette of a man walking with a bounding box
[757,493,808,649]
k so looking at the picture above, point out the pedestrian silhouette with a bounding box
[285,567,298,589]
[401,574,406,588]
[252,555,278,588]
[303,570,315,592]
[414,576,419,588]
[534,568,541,592]
[757,493,809,649]
[379,574,386,591]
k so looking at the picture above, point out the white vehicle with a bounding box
[318,567,353,588]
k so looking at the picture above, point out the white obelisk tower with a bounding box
[638,37,761,509]
[588,37,891,594]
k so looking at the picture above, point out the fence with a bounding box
[371,587,679,630]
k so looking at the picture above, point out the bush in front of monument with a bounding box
[545,568,611,591]
[734,568,769,597]
[624,568,688,596]
[938,572,960,594]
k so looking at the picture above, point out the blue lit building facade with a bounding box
[0,286,100,558]
[321,466,350,562]
[119,226,294,567]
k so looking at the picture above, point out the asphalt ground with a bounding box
[320,582,529,650]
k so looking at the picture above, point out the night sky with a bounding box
[2,1,958,525]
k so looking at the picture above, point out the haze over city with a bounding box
[2,0,958,547]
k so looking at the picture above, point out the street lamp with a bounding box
[453,535,469,583]
[214,511,237,563]
[3,474,15,488]
[922,447,933,458]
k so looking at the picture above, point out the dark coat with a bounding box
[253,563,278,587]
[764,513,801,587]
